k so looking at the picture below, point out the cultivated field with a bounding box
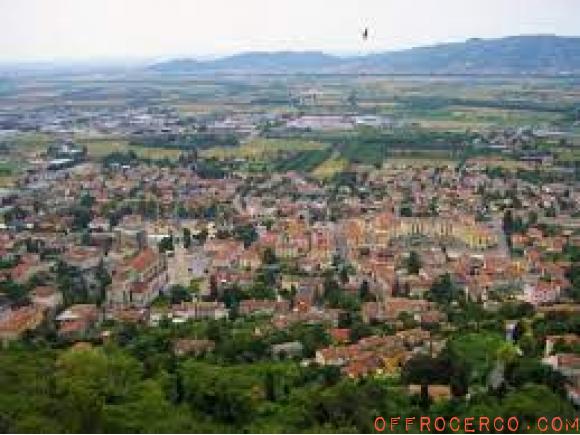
[311,152,348,179]
[201,138,328,160]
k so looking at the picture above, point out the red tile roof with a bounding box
[330,328,351,343]
[0,306,45,335]
[127,248,157,273]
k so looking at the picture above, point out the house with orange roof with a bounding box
[316,334,409,378]
[0,305,46,343]
[9,254,51,285]
[56,304,100,341]
[415,309,447,326]
[330,328,351,344]
[107,307,148,324]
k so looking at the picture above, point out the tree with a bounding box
[102,380,189,433]
[407,251,422,275]
[0,349,65,432]
[402,354,450,408]
[503,209,514,250]
[0,280,29,307]
[71,206,92,230]
[261,247,277,265]
[323,275,341,305]
[400,205,413,217]
[429,273,455,304]
[508,358,567,394]
[336,266,348,286]
[176,204,188,219]
[180,361,261,426]
[349,319,373,342]
[168,285,192,305]
[79,192,95,209]
[95,260,111,307]
[222,286,241,314]
[528,210,538,226]
[54,347,142,433]
[501,384,575,427]
[56,261,90,306]
[448,332,506,386]
[292,324,331,358]
[25,238,41,253]
[358,280,373,302]
[209,274,219,300]
[80,230,91,246]
[244,279,276,301]
[158,236,174,253]
[234,224,258,248]
[498,301,535,320]
[182,227,191,249]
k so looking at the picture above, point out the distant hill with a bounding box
[150,35,580,75]
[359,35,580,74]
[150,51,341,73]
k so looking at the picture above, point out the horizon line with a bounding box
[1,33,579,67]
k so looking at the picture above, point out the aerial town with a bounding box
[1,78,579,431]
[0,13,580,434]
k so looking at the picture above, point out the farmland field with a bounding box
[77,139,130,157]
[312,152,349,179]
[275,149,333,173]
[131,146,183,161]
[0,73,578,180]
[201,138,328,160]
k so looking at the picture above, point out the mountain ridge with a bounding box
[149,35,580,75]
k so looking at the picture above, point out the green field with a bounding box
[312,152,349,179]
[0,161,17,187]
[201,138,328,160]
[274,148,333,172]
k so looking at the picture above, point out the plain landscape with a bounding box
[0,31,579,434]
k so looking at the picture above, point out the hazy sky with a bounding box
[1,0,579,62]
